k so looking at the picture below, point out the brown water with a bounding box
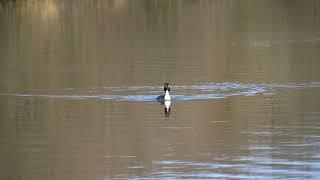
[1,0,320,179]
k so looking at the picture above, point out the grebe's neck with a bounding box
[164,90,171,101]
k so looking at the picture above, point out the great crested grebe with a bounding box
[156,82,171,101]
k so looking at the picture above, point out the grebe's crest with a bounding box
[164,83,170,92]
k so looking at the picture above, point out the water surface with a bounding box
[1,0,320,179]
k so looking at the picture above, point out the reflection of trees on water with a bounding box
[0,0,15,7]
[1,1,320,179]
[142,0,177,27]
[2,0,320,86]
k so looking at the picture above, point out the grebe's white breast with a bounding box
[164,90,171,101]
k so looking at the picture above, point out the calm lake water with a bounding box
[1,0,320,179]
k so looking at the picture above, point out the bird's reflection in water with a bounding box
[162,100,171,117]
[155,82,172,117]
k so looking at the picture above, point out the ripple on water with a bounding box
[0,82,320,101]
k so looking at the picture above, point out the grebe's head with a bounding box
[164,83,170,92]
